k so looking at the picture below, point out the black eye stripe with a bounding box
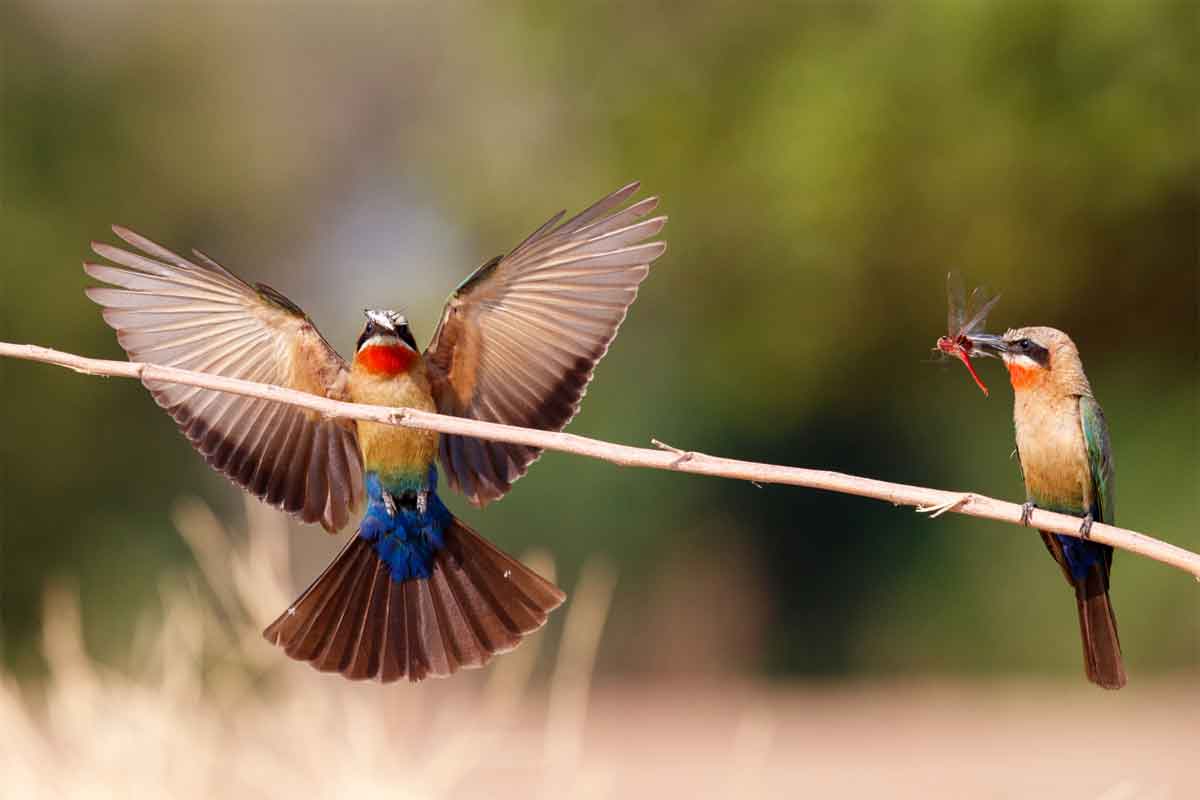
[396,324,418,351]
[1005,337,1050,367]
[356,322,374,352]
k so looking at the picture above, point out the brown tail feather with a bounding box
[263,515,565,682]
[1074,565,1126,690]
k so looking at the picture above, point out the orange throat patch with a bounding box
[357,344,417,376]
[1006,361,1044,391]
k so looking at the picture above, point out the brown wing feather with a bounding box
[84,226,363,532]
[424,182,667,505]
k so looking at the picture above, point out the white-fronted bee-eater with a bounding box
[969,327,1126,689]
[84,182,666,682]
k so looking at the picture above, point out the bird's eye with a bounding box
[1018,338,1033,350]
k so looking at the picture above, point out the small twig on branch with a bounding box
[650,438,696,467]
[916,493,972,519]
[4,340,1198,580]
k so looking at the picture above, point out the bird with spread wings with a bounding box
[85,183,666,682]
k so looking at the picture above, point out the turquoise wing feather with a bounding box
[1079,395,1115,526]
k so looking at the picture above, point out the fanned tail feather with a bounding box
[263,515,565,682]
[1074,565,1126,690]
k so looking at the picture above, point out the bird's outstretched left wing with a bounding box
[85,227,364,532]
[423,182,666,506]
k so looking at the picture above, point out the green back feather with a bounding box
[1079,395,1115,525]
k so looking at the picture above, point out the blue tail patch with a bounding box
[358,468,451,582]
[1055,534,1103,582]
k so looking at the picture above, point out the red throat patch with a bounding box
[1006,362,1043,391]
[358,344,416,375]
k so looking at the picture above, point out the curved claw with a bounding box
[1020,501,1036,527]
[1079,513,1094,540]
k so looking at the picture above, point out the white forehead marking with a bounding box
[365,309,407,329]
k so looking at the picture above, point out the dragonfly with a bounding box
[935,272,1001,396]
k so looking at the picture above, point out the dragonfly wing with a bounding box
[962,288,1001,334]
[945,271,966,334]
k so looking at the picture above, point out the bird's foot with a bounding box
[382,490,398,518]
[1020,501,1036,527]
[383,489,429,517]
[1079,513,1094,540]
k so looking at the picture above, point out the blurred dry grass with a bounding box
[2,497,1195,799]
[1,497,615,798]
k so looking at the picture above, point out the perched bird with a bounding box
[969,327,1125,689]
[84,182,666,682]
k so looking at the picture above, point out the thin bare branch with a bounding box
[4,340,1197,580]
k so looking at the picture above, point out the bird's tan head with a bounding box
[994,326,1089,395]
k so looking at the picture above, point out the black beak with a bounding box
[965,333,1007,357]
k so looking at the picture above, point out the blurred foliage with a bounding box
[2,0,1196,680]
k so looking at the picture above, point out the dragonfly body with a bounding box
[937,273,1001,396]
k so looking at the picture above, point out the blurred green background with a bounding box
[2,0,1196,682]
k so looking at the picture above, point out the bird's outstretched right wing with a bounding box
[423,182,667,506]
[85,227,364,532]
